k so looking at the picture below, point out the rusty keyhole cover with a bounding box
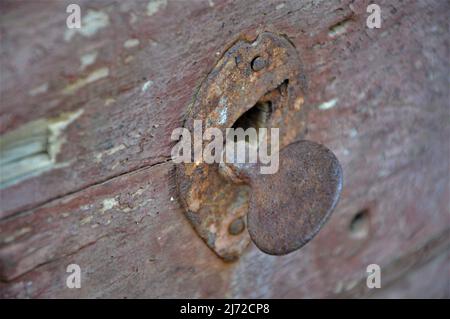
[175,32,341,260]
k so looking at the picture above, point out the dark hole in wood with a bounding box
[349,209,370,239]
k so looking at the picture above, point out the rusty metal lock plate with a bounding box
[176,32,309,261]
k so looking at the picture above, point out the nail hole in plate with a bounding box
[251,56,267,72]
[228,217,245,235]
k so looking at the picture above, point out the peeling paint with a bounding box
[2,227,32,244]
[79,51,98,70]
[276,3,285,10]
[80,204,91,211]
[147,0,167,16]
[47,109,84,160]
[329,18,352,38]
[124,39,140,48]
[95,144,126,162]
[62,67,109,95]
[142,80,153,92]
[101,198,118,213]
[29,83,48,96]
[64,10,110,41]
[133,188,145,197]
[0,109,83,189]
[106,144,126,156]
[294,96,304,111]
[80,216,93,225]
[318,98,338,110]
[111,161,121,170]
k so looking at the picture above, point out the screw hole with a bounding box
[349,209,370,239]
[228,217,245,236]
[251,56,267,72]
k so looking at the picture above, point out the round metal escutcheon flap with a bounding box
[175,32,310,260]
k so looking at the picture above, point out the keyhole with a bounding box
[230,79,289,145]
[231,100,272,146]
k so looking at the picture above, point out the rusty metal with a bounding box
[176,32,309,260]
[221,140,343,255]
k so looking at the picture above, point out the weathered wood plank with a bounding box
[0,142,448,297]
[2,0,446,217]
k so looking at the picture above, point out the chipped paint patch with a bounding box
[95,144,126,163]
[124,39,140,48]
[62,67,109,95]
[80,204,91,211]
[318,98,338,110]
[329,18,352,38]
[294,96,304,111]
[64,10,110,41]
[133,188,145,197]
[147,0,167,16]
[47,109,84,160]
[105,144,126,156]
[101,198,118,212]
[142,80,153,92]
[2,227,32,244]
[80,216,93,225]
[276,3,285,10]
[0,109,83,189]
[79,51,98,70]
[29,83,48,96]
[111,161,121,170]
